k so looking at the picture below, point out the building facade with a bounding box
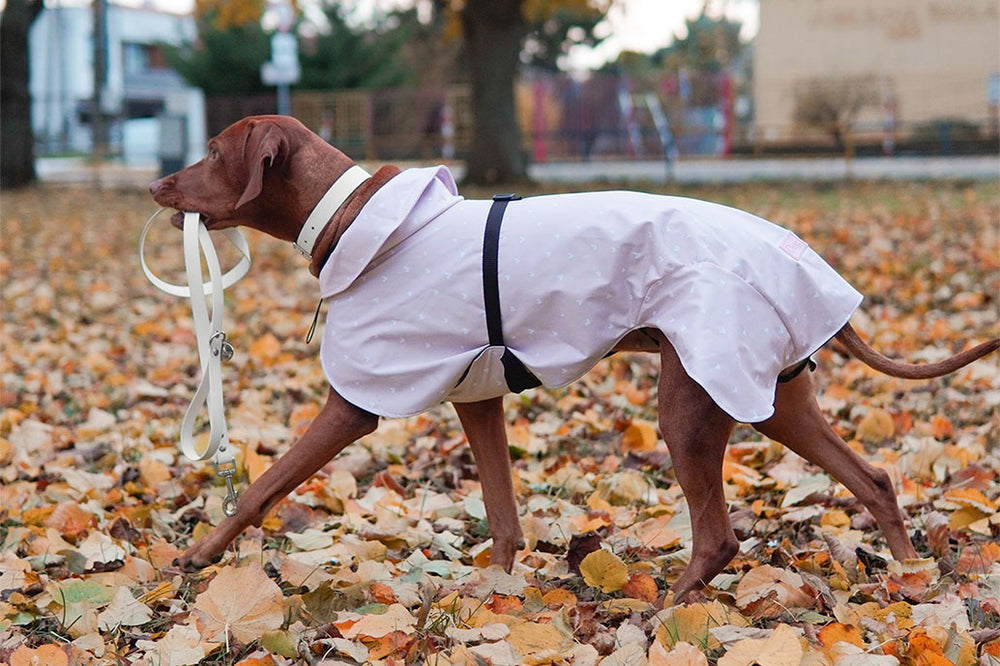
[754,0,999,146]
[30,2,205,165]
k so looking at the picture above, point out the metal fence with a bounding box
[204,71,998,164]
[206,72,738,164]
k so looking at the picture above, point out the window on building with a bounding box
[122,42,167,74]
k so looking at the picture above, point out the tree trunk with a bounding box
[1,0,43,190]
[461,0,528,185]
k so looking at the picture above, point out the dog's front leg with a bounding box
[453,397,523,571]
[175,387,379,571]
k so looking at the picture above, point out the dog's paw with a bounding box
[173,550,224,573]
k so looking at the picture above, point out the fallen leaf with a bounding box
[735,565,816,618]
[7,644,69,666]
[857,408,895,442]
[192,563,285,644]
[580,548,629,593]
[828,642,901,666]
[649,640,709,666]
[138,622,218,666]
[623,572,659,602]
[622,420,659,453]
[717,623,803,666]
[955,541,1000,575]
[655,600,749,651]
[98,586,153,630]
[334,603,417,639]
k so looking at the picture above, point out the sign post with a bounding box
[261,2,299,115]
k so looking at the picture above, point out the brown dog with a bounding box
[150,115,998,601]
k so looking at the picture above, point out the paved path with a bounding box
[526,155,1000,184]
[36,154,999,188]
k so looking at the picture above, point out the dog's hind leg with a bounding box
[754,371,918,561]
[175,387,379,571]
[453,397,523,571]
[656,337,739,602]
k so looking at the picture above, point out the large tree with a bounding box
[457,0,610,184]
[1,0,44,190]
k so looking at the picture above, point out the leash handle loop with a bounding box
[140,209,248,516]
[139,209,252,298]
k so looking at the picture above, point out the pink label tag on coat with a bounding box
[779,231,808,261]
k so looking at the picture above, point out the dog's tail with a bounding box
[835,323,999,380]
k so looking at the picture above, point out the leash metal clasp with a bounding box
[210,330,235,361]
[214,458,239,516]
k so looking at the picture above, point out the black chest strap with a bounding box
[483,194,542,393]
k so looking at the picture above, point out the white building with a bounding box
[30,1,206,166]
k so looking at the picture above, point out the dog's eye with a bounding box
[208,147,220,160]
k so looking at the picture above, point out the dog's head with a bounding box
[149,115,352,241]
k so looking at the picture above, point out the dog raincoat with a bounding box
[318,167,862,423]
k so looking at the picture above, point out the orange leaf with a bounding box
[542,588,577,608]
[8,644,69,666]
[930,414,954,440]
[622,420,658,453]
[234,657,276,666]
[623,573,658,602]
[487,594,523,614]
[289,402,319,436]
[369,582,397,604]
[249,333,282,365]
[956,541,1000,575]
[944,487,997,513]
[817,622,863,652]
[44,500,94,538]
[906,628,951,666]
[366,631,414,661]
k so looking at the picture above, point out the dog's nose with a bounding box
[149,178,163,197]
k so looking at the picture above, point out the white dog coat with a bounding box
[318,167,862,423]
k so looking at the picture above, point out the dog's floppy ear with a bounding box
[236,119,289,209]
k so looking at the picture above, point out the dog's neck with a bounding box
[302,164,401,277]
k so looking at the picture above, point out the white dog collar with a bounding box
[295,165,371,257]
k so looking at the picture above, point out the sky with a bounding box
[564,0,759,69]
[141,0,759,70]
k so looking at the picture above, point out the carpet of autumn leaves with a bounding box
[1,177,999,666]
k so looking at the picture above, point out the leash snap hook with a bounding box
[214,458,239,516]
[210,331,235,361]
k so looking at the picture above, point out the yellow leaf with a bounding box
[506,621,567,658]
[139,456,172,488]
[655,600,748,651]
[244,447,271,484]
[856,407,894,442]
[820,509,851,528]
[193,563,285,644]
[579,549,628,593]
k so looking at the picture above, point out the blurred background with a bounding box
[1,0,998,187]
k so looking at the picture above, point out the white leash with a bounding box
[139,210,251,515]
